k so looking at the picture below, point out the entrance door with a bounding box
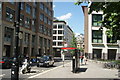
[93,49,102,59]
[108,49,116,60]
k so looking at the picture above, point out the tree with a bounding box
[69,33,77,55]
[75,1,120,41]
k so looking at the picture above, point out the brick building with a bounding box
[0,2,53,58]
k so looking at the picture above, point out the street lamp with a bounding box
[11,2,21,80]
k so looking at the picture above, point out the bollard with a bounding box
[72,57,76,73]
[118,69,120,77]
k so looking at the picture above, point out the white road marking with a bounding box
[0,74,5,77]
[28,62,71,78]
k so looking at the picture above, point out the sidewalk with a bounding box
[28,60,119,78]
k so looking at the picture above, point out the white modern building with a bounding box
[53,20,73,57]
[82,6,120,60]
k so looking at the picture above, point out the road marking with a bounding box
[0,74,5,77]
[28,62,71,78]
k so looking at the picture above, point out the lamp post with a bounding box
[11,2,21,80]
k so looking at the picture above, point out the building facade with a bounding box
[53,20,73,57]
[0,2,53,58]
[76,33,84,50]
[82,6,120,60]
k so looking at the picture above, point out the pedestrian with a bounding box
[80,55,84,65]
[84,57,87,65]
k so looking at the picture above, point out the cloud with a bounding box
[53,5,55,8]
[57,13,72,20]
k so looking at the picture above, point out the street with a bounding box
[0,60,70,79]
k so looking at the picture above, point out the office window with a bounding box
[6,7,15,22]
[92,30,102,43]
[58,42,62,46]
[39,24,44,33]
[40,13,44,21]
[58,30,63,34]
[20,14,24,26]
[44,16,47,23]
[48,28,50,36]
[44,6,48,13]
[24,33,29,44]
[40,2,44,10]
[25,17,31,28]
[39,37,43,47]
[33,2,37,6]
[92,14,102,26]
[26,4,31,14]
[20,2,24,10]
[58,36,63,40]
[53,42,56,46]
[58,25,63,28]
[31,20,36,32]
[53,30,57,34]
[53,36,56,40]
[53,25,57,29]
[33,8,36,19]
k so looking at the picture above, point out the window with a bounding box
[33,8,36,19]
[9,0,14,4]
[20,2,24,10]
[25,17,31,28]
[6,7,15,22]
[58,30,63,34]
[31,20,36,32]
[58,42,62,46]
[92,30,102,43]
[39,24,43,33]
[44,26,47,35]
[44,6,48,13]
[44,16,47,23]
[39,37,43,47]
[24,33,29,44]
[40,13,44,21]
[58,36,63,40]
[53,30,57,34]
[53,42,56,46]
[53,36,56,40]
[92,14,102,26]
[53,25,57,29]
[32,35,35,44]
[26,4,31,14]
[0,2,2,17]
[20,14,24,26]
[58,25,63,28]
[40,2,44,10]
[33,2,37,6]
[44,38,47,47]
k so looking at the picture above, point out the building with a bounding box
[82,6,120,60]
[0,2,53,58]
[76,33,84,50]
[53,20,74,57]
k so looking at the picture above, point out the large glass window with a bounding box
[39,24,43,33]
[26,4,31,14]
[58,30,63,34]
[33,8,36,19]
[92,14,102,26]
[53,25,57,29]
[53,36,56,40]
[58,36,63,40]
[40,13,44,21]
[20,2,24,10]
[53,30,57,34]
[58,25,63,28]
[25,17,31,28]
[20,14,24,26]
[31,20,36,32]
[40,2,44,10]
[44,16,47,23]
[53,42,56,46]
[6,7,15,22]
[58,42,62,46]
[92,30,102,43]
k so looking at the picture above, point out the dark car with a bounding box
[37,56,54,67]
[0,57,13,69]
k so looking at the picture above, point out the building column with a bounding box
[35,34,39,56]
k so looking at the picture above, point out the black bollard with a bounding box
[72,56,76,73]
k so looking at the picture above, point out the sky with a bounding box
[53,2,85,36]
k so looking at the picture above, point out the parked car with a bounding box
[37,56,54,67]
[0,57,13,69]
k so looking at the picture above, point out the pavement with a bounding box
[27,60,119,79]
